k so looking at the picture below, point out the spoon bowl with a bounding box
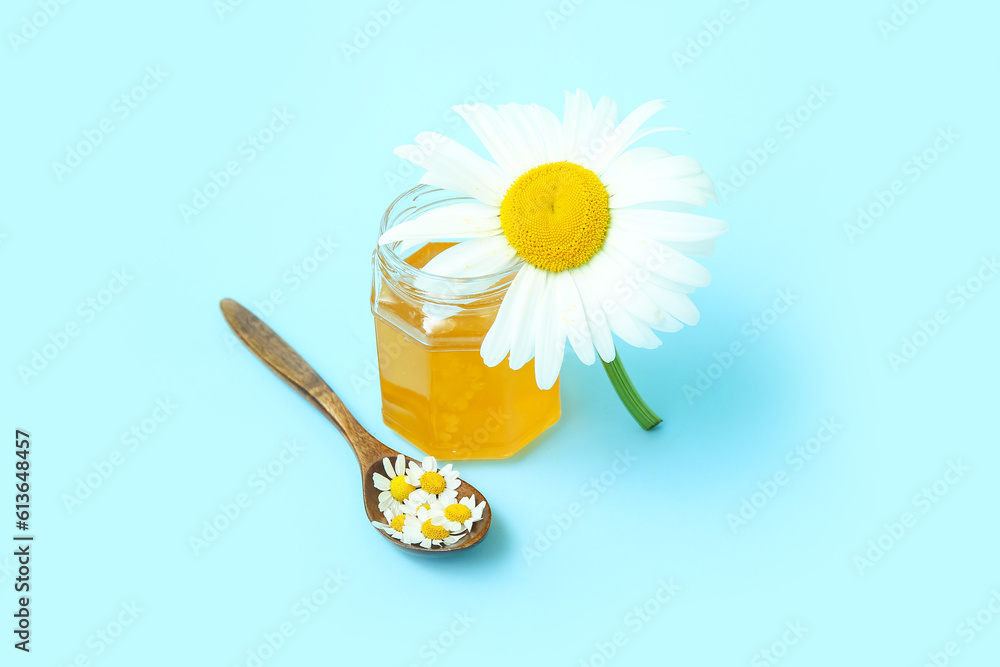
[361,457,491,552]
[220,298,491,553]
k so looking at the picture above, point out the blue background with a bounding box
[3,0,999,665]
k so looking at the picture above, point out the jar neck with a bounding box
[376,186,520,309]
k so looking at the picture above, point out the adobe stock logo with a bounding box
[544,0,588,30]
[887,255,996,372]
[214,0,249,21]
[521,450,637,566]
[188,439,306,556]
[918,589,1000,667]
[671,0,756,73]
[7,0,73,54]
[877,0,932,41]
[63,398,179,513]
[682,288,799,404]
[339,0,410,63]
[716,86,833,201]
[726,418,842,534]
[843,127,958,244]
[232,568,349,667]
[578,579,680,667]
[179,107,294,223]
[17,269,135,385]
[51,66,169,182]
[853,459,969,575]
[751,621,808,667]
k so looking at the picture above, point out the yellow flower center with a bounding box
[389,514,406,532]
[444,503,472,524]
[390,475,416,501]
[420,471,447,495]
[420,520,450,541]
[500,161,611,273]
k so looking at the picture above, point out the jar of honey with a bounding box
[371,186,560,459]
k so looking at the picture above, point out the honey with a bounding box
[372,188,560,459]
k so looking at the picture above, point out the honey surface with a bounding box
[374,243,560,459]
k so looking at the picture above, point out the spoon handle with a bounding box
[220,298,393,470]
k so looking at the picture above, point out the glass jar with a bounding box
[371,186,560,460]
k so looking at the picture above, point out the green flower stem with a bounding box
[601,349,662,430]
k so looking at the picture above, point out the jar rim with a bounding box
[376,185,521,302]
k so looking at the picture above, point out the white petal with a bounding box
[422,456,437,472]
[394,455,406,477]
[419,235,519,279]
[574,262,662,349]
[589,100,668,174]
[395,134,507,205]
[530,103,565,163]
[604,149,716,209]
[572,95,618,169]
[378,203,501,245]
[481,266,534,367]
[608,179,712,209]
[604,152,703,186]
[606,227,712,287]
[602,145,672,173]
[496,103,548,169]
[454,104,533,178]
[569,266,616,363]
[381,458,394,478]
[533,273,566,390]
[507,266,548,370]
[592,251,684,333]
[587,98,691,174]
[663,239,718,257]
[599,239,695,296]
[610,208,728,243]
[373,473,391,491]
[643,282,700,326]
[554,271,595,365]
[590,96,618,138]
[561,90,592,163]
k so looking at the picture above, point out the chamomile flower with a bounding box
[372,455,417,514]
[401,504,463,549]
[429,495,486,534]
[372,508,407,541]
[399,490,438,515]
[405,456,460,502]
[379,91,727,428]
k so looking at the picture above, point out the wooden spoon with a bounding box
[220,298,491,553]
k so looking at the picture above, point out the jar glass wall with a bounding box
[371,186,560,460]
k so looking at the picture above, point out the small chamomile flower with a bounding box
[429,495,486,534]
[405,456,460,502]
[401,504,463,549]
[399,490,439,515]
[372,508,407,540]
[372,455,417,514]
